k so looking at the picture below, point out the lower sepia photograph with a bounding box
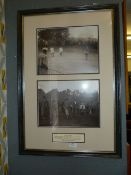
[38,80,100,127]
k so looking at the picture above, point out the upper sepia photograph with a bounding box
[36,25,99,75]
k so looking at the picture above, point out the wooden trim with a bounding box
[122,0,128,114]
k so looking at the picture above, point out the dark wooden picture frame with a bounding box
[17,4,121,157]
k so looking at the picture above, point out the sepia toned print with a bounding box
[37,25,99,75]
[38,80,100,127]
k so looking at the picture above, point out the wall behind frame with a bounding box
[5,0,127,175]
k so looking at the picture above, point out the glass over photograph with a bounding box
[37,80,100,127]
[37,25,99,74]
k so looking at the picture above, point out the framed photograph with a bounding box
[38,80,100,127]
[37,25,99,75]
[17,4,121,157]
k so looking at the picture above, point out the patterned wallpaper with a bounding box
[0,0,8,175]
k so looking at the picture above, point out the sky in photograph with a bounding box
[38,80,99,94]
[68,26,98,39]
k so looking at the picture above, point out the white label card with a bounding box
[52,133,85,143]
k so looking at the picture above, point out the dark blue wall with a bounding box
[5,0,127,175]
[127,0,131,10]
